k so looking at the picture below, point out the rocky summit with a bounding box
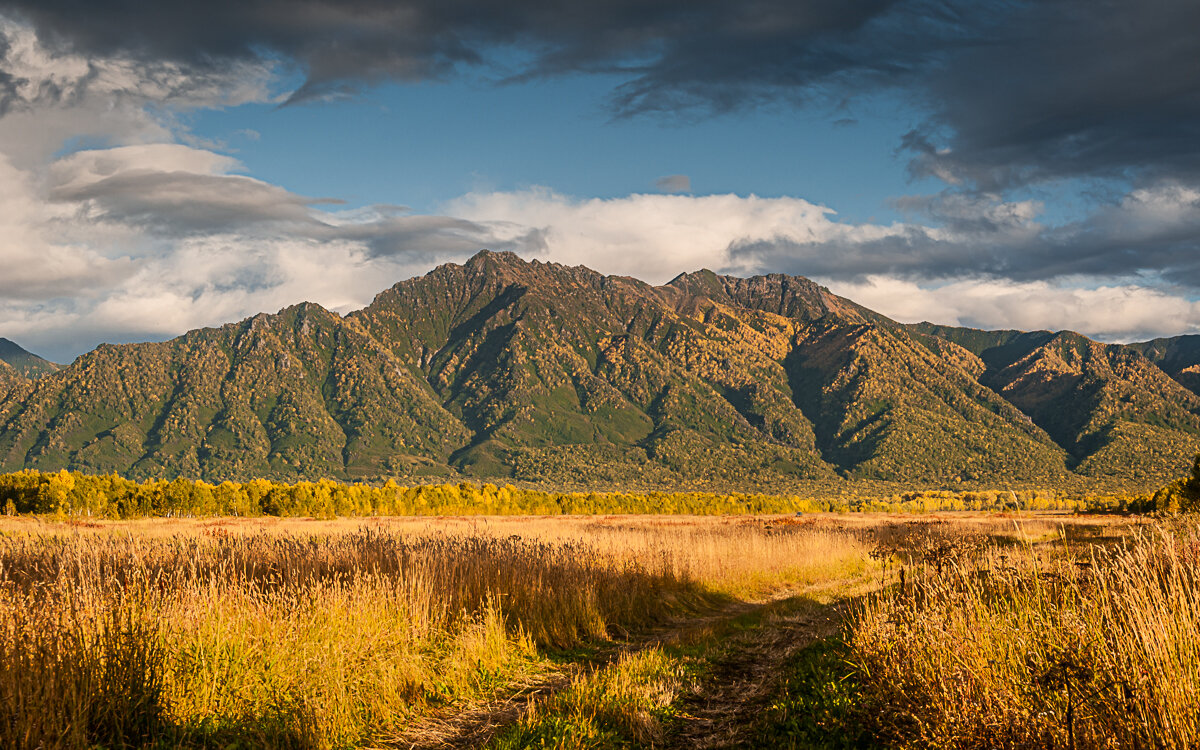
[1,250,1198,488]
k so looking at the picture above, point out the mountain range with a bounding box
[2,250,1198,490]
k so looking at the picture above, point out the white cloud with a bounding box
[45,144,326,233]
[824,275,1200,342]
[444,188,1200,342]
[47,144,243,192]
[1,235,441,361]
[0,152,129,299]
[6,154,1200,362]
[446,188,883,282]
[0,19,276,167]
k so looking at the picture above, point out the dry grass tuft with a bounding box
[851,519,1200,749]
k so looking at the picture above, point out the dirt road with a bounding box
[398,578,868,749]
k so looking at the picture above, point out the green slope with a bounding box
[0,361,25,405]
[788,320,1068,482]
[0,251,1195,488]
[351,251,838,484]
[980,332,1200,479]
[910,323,1200,483]
[1127,334,1200,396]
[0,304,467,481]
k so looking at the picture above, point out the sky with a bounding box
[2,0,1200,363]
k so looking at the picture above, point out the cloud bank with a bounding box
[6,150,1198,361]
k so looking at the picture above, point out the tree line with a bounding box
[0,469,1121,519]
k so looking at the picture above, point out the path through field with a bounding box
[665,592,852,749]
[399,576,870,749]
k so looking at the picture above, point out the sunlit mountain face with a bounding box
[1,252,1197,488]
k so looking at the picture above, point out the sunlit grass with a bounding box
[0,514,872,748]
[4,511,1161,749]
[491,648,694,749]
[849,519,1200,748]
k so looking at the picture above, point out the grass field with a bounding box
[0,511,1191,749]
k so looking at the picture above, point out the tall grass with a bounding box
[850,520,1200,749]
[0,595,166,748]
[0,516,867,748]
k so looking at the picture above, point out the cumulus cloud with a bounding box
[0,236,441,362]
[442,187,1200,342]
[5,166,1200,359]
[733,183,1200,285]
[0,140,537,360]
[824,276,1200,343]
[0,151,131,300]
[442,185,1200,289]
[446,188,851,282]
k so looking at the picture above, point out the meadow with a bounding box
[0,513,872,748]
[0,509,1194,748]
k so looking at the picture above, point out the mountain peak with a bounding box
[463,249,532,273]
[667,269,875,324]
[0,338,59,378]
[467,248,520,262]
[4,257,1200,489]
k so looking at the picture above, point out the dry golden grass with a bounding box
[7,511,1164,749]
[850,516,1200,749]
[0,513,872,749]
[491,647,691,750]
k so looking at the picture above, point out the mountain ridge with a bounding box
[0,338,58,379]
[2,250,1198,489]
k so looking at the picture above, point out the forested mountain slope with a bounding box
[0,251,1195,488]
[1127,335,1200,396]
[908,323,1200,482]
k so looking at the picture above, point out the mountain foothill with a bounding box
[2,251,1199,490]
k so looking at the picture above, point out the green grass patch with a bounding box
[752,636,876,750]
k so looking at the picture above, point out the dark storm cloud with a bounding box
[904,0,1200,189]
[7,0,1197,188]
[1,0,949,106]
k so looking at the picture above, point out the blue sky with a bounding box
[1,0,1199,362]
[189,78,932,223]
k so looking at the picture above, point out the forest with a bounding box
[0,467,1104,519]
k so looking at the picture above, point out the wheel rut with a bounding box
[665,599,850,749]
[395,598,759,749]
[396,580,866,749]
